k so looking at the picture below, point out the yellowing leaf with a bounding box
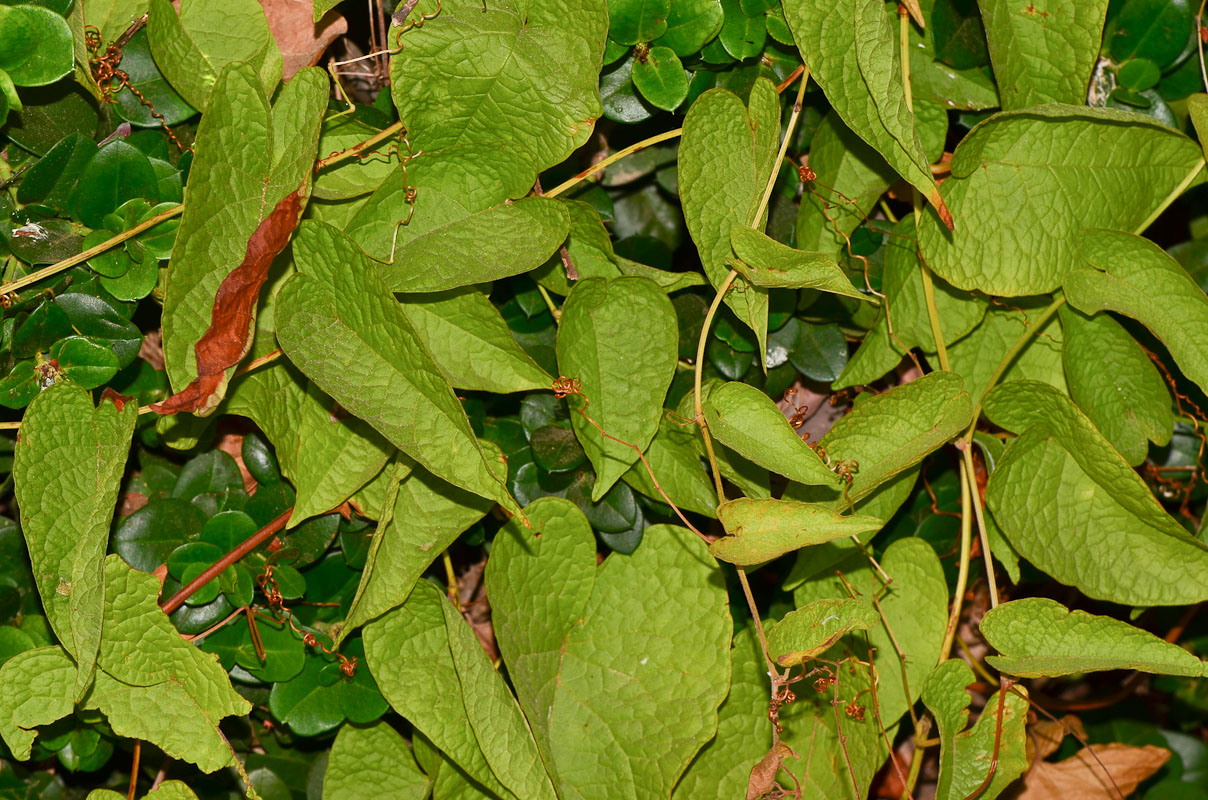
[711,498,882,565]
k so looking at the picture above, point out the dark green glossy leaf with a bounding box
[631,46,688,111]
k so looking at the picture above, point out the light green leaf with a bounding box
[345,145,535,261]
[782,0,947,221]
[711,498,882,565]
[400,288,552,393]
[0,646,76,759]
[13,384,136,699]
[985,380,1208,605]
[91,556,249,772]
[837,215,987,388]
[670,629,773,799]
[979,0,1110,109]
[792,537,948,726]
[703,380,839,487]
[922,660,1029,800]
[382,198,570,293]
[85,0,151,43]
[622,413,718,518]
[1066,228,1208,398]
[729,225,866,297]
[907,0,1000,110]
[982,597,1208,678]
[312,116,398,201]
[918,105,1207,295]
[768,597,879,665]
[947,303,1065,401]
[226,362,393,524]
[821,371,971,504]
[364,583,527,800]
[675,378,773,500]
[556,276,678,500]
[143,782,200,800]
[795,110,897,257]
[161,64,326,412]
[324,720,431,800]
[1060,306,1171,466]
[1190,93,1208,159]
[276,221,519,516]
[679,81,780,357]
[389,0,607,180]
[147,0,281,110]
[487,500,731,799]
[340,453,497,641]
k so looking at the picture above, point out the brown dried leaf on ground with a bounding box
[264,0,348,79]
[1014,743,1169,800]
[152,189,304,415]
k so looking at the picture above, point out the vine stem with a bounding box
[938,456,973,662]
[693,267,737,503]
[964,445,999,608]
[1197,0,1207,95]
[314,120,406,171]
[160,508,292,614]
[544,128,683,199]
[0,204,184,298]
[127,740,141,800]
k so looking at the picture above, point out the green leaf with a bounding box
[631,46,688,111]
[51,337,120,389]
[1110,0,1194,70]
[917,105,1206,295]
[837,216,988,389]
[1060,306,1171,466]
[704,380,839,487]
[984,380,1208,605]
[921,660,1029,800]
[823,371,970,504]
[92,556,250,771]
[656,0,723,56]
[161,64,327,411]
[267,651,346,737]
[340,454,495,640]
[711,498,882,565]
[0,5,73,87]
[13,384,136,698]
[486,498,731,799]
[201,615,305,683]
[676,378,771,499]
[312,115,397,201]
[982,597,1208,678]
[364,582,538,800]
[324,720,430,800]
[621,413,717,518]
[679,81,780,359]
[717,0,765,59]
[792,537,948,726]
[227,364,393,525]
[380,198,570,293]
[70,141,159,229]
[609,0,669,45]
[556,277,678,500]
[1065,228,1208,399]
[795,111,896,257]
[979,0,1109,109]
[1189,93,1208,159]
[398,289,552,393]
[111,28,195,127]
[782,0,948,221]
[389,0,607,181]
[276,221,519,516]
[0,646,76,759]
[16,133,96,212]
[729,225,866,297]
[769,596,880,667]
[146,0,282,111]
[946,304,1065,401]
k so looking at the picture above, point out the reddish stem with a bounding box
[161,508,292,614]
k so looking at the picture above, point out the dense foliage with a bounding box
[1,0,1207,797]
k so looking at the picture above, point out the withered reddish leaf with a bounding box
[1017,743,1170,800]
[152,189,304,415]
[264,0,348,79]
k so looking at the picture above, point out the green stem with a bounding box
[545,128,683,199]
[537,284,561,323]
[751,70,810,227]
[693,268,737,503]
[939,458,974,659]
[314,120,406,171]
[963,445,999,608]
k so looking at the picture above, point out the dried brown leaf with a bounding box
[746,741,797,800]
[264,0,348,80]
[152,189,304,415]
[1016,743,1170,800]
